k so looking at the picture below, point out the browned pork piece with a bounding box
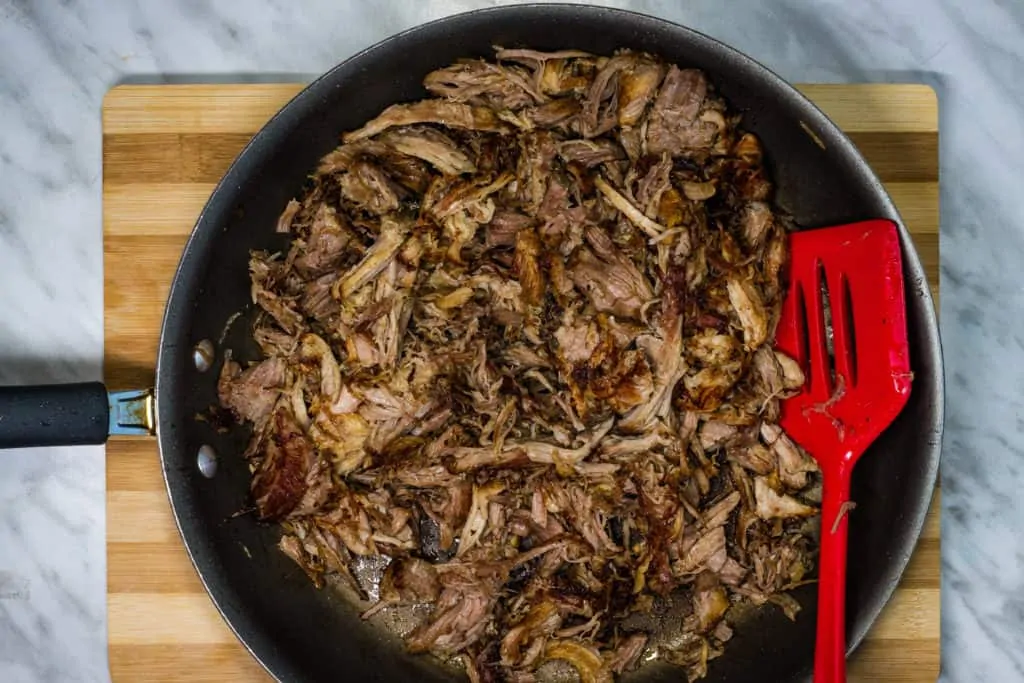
[219,46,820,683]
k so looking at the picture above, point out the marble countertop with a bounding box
[0,0,1020,681]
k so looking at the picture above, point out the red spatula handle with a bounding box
[815,463,853,683]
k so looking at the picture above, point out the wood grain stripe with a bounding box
[105,362,159,392]
[108,644,272,682]
[106,537,939,595]
[108,641,937,683]
[922,492,940,540]
[106,440,164,490]
[107,491,180,543]
[103,474,940,595]
[796,84,938,133]
[107,588,939,646]
[104,183,216,236]
[868,589,941,640]
[888,182,939,235]
[109,594,237,645]
[846,132,938,182]
[846,639,940,680]
[101,131,936,185]
[102,133,254,184]
[897,538,940,590]
[103,234,187,387]
[108,543,206,594]
[100,181,939,241]
[103,84,307,135]
[102,84,938,135]
[104,235,188,306]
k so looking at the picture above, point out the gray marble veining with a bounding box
[0,0,1021,681]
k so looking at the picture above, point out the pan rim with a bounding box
[154,4,944,681]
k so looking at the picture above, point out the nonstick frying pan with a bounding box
[0,5,943,682]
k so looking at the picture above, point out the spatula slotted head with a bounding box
[774,219,912,467]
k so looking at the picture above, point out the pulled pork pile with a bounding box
[218,47,821,682]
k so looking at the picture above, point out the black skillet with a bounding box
[0,5,943,682]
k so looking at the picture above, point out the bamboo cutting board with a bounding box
[104,83,941,682]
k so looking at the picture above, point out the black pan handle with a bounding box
[0,383,155,449]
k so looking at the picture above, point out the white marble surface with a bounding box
[0,0,1020,681]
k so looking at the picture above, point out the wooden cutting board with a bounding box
[103,83,941,682]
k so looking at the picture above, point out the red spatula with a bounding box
[774,219,912,683]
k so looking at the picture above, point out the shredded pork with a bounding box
[219,47,820,683]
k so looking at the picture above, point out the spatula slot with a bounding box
[840,273,858,387]
[818,260,836,389]
[795,283,810,380]
[800,259,832,400]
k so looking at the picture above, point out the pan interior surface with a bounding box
[155,5,942,683]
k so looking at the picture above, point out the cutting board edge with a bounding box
[103,82,941,683]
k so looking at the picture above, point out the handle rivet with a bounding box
[193,340,215,372]
[197,444,218,478]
